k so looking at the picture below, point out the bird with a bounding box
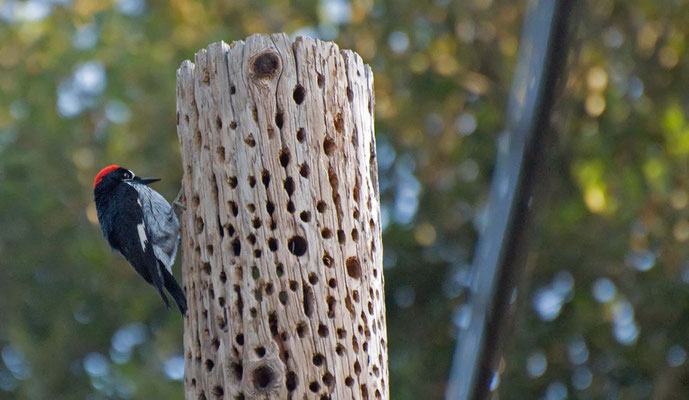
[93,165,187,315]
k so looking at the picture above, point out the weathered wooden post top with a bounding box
[176,33,387,399]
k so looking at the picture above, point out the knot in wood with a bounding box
[251,52,280,79]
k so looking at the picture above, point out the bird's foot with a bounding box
[172,187,186,218]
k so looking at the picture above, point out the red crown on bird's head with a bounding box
[94,165,120,188]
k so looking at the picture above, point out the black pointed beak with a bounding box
[136,177,161,185]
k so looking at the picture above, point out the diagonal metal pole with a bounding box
[445,1,574,399]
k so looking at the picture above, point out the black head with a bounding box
[93,165,161,190]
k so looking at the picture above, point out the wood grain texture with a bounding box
[176,33,387,400]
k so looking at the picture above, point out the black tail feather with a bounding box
[162,267,187,315]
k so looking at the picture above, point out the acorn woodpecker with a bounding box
[93,165,187,315]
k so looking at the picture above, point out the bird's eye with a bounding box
[123,173,130,179]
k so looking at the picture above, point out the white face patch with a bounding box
[137,223,148,251]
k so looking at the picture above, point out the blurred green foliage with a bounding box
[2,0,689,398]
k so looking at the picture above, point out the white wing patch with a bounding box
[137,222,148,251]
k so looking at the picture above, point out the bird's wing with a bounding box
[107,185,168,305]
[129,183,180,272]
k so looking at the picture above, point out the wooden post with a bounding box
[176,34,387,400]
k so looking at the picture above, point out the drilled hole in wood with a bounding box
[334,113,344,133]
[268,238,278,251]
[230,85,236,94]
[244,133,256,147]
[252,52,280,78]
[289,280,298,291]
[236,334,244,345]
[254,249,262,258]
[361,384,368,400]
[229,176,238,188]
[248,175,257,187]
[252,217,262,229]
[354,361,361,375]
[317,323,329,337]
[336,344,344,356]
[194,130,202,150]
[322,252,333,268]
[219,297,226,307]
[322,372,334,388]
[251,266,260,280]
[265,282,274,295]
[195,217,204,234]
[296,322,306,338]
[299,211,311,222]
[345,376,354,387]
[250,308,257,318]
[317,201,327,213]
[266,201,275,215]
[234,285,244,314]
[328,278,337,288]
[327,296,336,318]
[286,371,297,392]
[231,238,241,256]
[261,169,270,188]
[323,137,335,156]
[321,228,332,239]
[363,342,368,352]
[192,195,200,207]
[275,110,284,129]
[227,224,235,237]
[293,84,305,104]
[248,234,257,246]
[317,72,324,88]
[346,257,361,279]
[230,120,238,129]
[219,270,227,283]
[270,220,277,230]
[252,365,275,389]
[347,87,353,102]
[269,312,278,336]
[353,208,360,220]
[288,235,307,256]
[299,163,310,178]
[279,291,288,304]
[199,391,207,400]
[229,201,238,216]
[216,115,223,130]
[283,177,295,196]
[202,262,211,275]
[205,359,215,372]
[337,229,345,244]
[279,147,291,168]
[309,381,320,393]
[212,386,224,398]
[254,346,266,358]
[296,127,306,142]
[206,245,214,256]
[352,290,360,302]
[308,273,319,285]
[307,353,323,368]
[247,203,256,213]
[336,328,347,340]
[232,361,243,381]
[276,262,284,276]
[284,200,294,213]
[303,285,314,317]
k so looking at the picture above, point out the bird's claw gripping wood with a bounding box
[172,186,186,219]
